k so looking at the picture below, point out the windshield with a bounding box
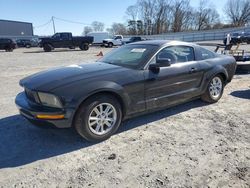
[98,44,158,69]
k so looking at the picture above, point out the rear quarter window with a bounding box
[200,47,216,60]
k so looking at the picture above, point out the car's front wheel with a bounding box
[201,75,224,103]
[108,42,113,48]
[74,95,122,142]
[43,44,53,52]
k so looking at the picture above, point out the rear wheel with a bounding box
[79,43,89,51]
[201,75,224,103]
[74,95,122,142]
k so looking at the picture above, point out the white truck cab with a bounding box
[103,35,123,48]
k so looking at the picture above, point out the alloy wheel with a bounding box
[88,103,117,135]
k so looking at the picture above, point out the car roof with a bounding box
[129,40,198,47]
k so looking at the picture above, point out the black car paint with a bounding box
[39,32,93,49]
[124,37,145,44]
[16,41,236,128]
[0,38,16,51]
[223,32,250,45]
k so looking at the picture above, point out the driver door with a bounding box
[144,45,203,110]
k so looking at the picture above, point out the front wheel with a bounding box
[74,95,122,142]
[5,46,13,52]
[201,75,224,103]
[43,44,53,52]
[108,42,113,48]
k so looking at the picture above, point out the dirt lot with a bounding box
[0,47,249,188]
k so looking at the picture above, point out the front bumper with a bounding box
[15,92,74,128]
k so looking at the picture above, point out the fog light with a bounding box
[36,114,65,120]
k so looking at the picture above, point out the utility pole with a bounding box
[52,16,56,34]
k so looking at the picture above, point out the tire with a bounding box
[43,43,53,52]
[108,42,113,48]
[79,43,89,51]
[5,46,13,52]
[74,95,122,142]
[201,75,224,103]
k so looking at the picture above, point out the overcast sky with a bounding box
[0,0,228,36]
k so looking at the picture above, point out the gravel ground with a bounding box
[0,47,249,188]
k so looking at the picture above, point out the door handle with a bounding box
[189,67,198,74]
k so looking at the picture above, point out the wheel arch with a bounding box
[207,65,229,83]
[201,65,229,93]
[72,88,129,127]
[43,42,54,48]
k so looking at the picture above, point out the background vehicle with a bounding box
[223,32,250,45]
[16,39,38,48]
[0,38,16,52]
[122,36,146,44]
[15,41,236,142]
[103,35,123,47]
[87,32,110,45]
[39,32,94,52]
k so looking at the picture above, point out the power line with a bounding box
[53,16,92,26]
[54,16,112,27]
[33,19,52,29]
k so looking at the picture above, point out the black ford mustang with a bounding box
[15,40,236,142]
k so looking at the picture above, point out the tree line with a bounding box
[83,0,250,35]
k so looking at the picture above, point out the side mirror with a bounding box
[149,58,171,73]
[156,58,171,67]
[149,64,160,73]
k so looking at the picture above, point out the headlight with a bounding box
[37,92,62,108]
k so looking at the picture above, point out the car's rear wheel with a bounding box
[201,75,224,103]
[79,43,89,51]
[74,95,122,142]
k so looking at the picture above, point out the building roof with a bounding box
[0,19,32,25]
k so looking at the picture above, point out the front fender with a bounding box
[54,80,130,115]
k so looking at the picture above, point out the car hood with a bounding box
[103,39,114,41]
[20,62,126,91]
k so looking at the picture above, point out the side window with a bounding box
[61,33,69,40]
[52,33,60,39]
[200,47,215,60]
[115,36,122,40]
[157,46,195,64]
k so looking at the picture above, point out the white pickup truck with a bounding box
[102,35,123,48]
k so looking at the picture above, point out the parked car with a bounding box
[16,39,39,48]
[103,35,123,48]
[241,32,250,44]
[87,32,110,45]
[0,38,16,52]
[123,36,146,45]
[15,40,236,142]
[39,32,94,52]
[223,32,250,45]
